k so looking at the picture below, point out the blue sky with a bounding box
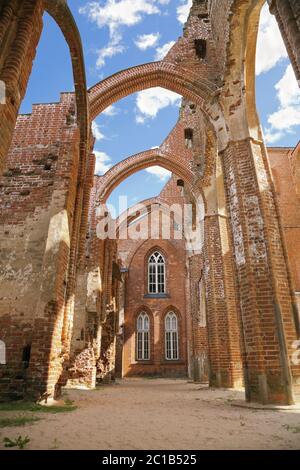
[19,0,300,213]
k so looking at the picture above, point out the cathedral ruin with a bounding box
[0,0,300,407]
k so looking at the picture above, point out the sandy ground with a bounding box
[0,378,300,450]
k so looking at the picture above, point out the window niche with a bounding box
[194,39,207,60]
[184,128,193,149]
[22,344,31,369]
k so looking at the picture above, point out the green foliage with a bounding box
[0,401,77,413]
[3,435,30,449]
[0,416,40,428]
[64,398,75,406]
[283,424,300,434]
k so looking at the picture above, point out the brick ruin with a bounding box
[0,0,300,405]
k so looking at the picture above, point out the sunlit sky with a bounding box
[20,1,300,213]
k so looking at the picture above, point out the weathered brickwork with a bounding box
[0,93,81,399]
[0,0,300,405]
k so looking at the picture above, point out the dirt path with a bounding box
[1,379,300,450]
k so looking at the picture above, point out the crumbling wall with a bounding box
[0,93,80,399]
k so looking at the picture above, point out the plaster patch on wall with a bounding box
[1,263,33,284]
[252,144,269,192]
[45,209,70,254]
[227,167,245,266]
[245,195,267,261]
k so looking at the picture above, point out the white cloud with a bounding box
[135,32,160,50]
[92,121,105,140]
[94,150,112,175]
[275,63,300,108]
[177,0,192,25]
[145,166,171,181]
[256,3,288,75]
[80,1,169,68]
[263,64,300,144]
[79,1,161,36]
[96,36,125,68]
[102,105,119,116]
[135,87,181,123]
[154,40,175,60]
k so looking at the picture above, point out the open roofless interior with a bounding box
[0,0,300,451]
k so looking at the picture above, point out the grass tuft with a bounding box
[0,416,40,428]
[3,435,30,449]
[283,424,300,434]
[0,401,77,413]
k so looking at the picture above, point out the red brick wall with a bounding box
[267,147,300,291]
[0,93,81,399]
[118,178,191,378]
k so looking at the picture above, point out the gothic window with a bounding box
[148,251,166,294]
[136,312,150,360]
[165,312,179,360]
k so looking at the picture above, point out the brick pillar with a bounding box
[0,0,43,174]
[268,0,300,83]
[222,137,300,404]
[204,213,244,388]
[27,201,71,400]
[187,254,209,383]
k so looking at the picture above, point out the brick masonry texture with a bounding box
[0,0,300,405]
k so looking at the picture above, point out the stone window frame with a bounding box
[160,306,184,364]
[134,307,154,364]
[144,247,169,298]
[165,311,179,361]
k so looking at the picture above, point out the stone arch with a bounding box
[214,0,300,403]
[44,0,89,145]
[96,149,196,204]
[88,61,218,121]
[88,62,229,149]
[0,1,89,175]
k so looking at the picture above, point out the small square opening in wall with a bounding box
[184,128,193,148]
[194,39,207,60]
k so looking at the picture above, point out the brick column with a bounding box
[222,137,300,404]
[187,254,209,383]
[0,0,43,174]
[27,200,71,400]
[204,213,244,388]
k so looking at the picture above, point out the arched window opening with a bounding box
[148,251,166,294]
[165,312,179,360]
[136,312,150,360]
